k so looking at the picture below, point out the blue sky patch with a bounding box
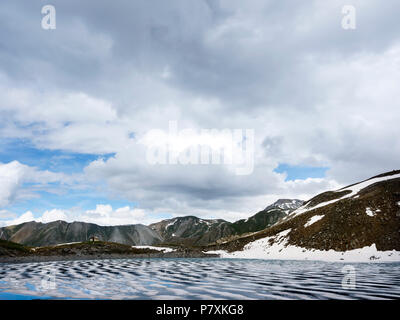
[274,163,329,181]
[0,138,114,173]
[6,189,137,216]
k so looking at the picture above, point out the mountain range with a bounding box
[1,170,400,261]
[149,199,303,246]
[0,199,303,247]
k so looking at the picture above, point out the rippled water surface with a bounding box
[0,258,399,299]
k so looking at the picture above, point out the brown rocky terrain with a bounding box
[149,199,303,246]
[206,170,400,253]
[0,240,216,264]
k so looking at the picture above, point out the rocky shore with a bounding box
[0,240,217,264]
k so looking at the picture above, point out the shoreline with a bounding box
[0,251,219,264]
[205,242,400,263]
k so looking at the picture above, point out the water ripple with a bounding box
[0,258,399,299]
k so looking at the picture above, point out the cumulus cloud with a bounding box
[0,161,27,207]
[40,209,68,224]
[0,161,71,207]
[0,1,399,223]
[79,205,152,226]
[1,209,68,227]
[1,205,158,227]
[3,211,36,226]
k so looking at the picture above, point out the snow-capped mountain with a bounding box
[206,170,400,262]
[264,199,304,214]
[149,199,303,246]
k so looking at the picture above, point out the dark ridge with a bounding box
[338,170,400,191]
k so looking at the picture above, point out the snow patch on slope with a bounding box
[290,173,400,218]
[205,230,400,263]
[165,219,176,229]
[54,242,82,247]
[366,208,374,217]
[133,245,176,253]
[304,215,324,227]
[291,198,339,218]
[366,207,381,217]
[339,173,400,197]
[200,219,213,226]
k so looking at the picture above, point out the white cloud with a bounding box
[40,209,68,224]
[1,205,160,227]
[2,209,67,226]
[80,205,152,226]
[0,161,74,208]
[84,143,341,219]
[0,1,399,224]
[4,211,36,226]
[0,161,27,207]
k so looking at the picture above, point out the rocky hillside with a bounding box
[0,240,215,263]
[149,199,303,246]
[149,216,234,246]
[230,199,303,235]
[0,221,163,247]
[206,170,400,262]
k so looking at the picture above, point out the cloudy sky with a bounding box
[0,0,399,227]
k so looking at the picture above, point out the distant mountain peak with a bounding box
[264,199,304,212]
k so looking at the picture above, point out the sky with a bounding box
[0,0,399,227]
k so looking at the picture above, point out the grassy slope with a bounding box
[0,239,31,256]
[0,240,160,258]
